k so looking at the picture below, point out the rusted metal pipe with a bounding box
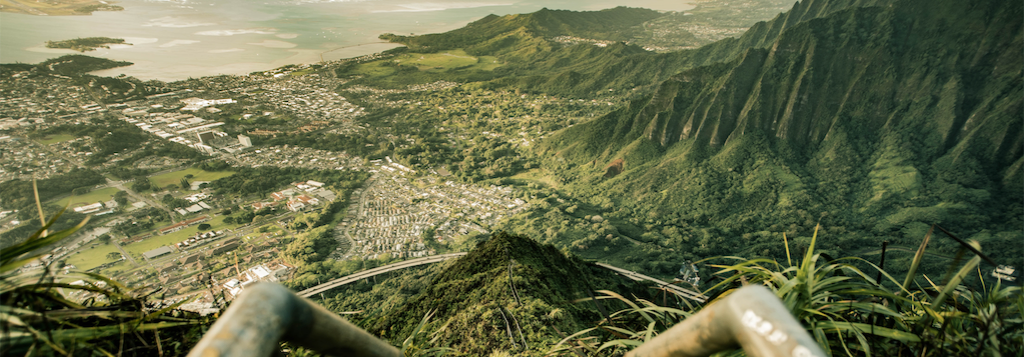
[187,282,401,357]
[625,285,826,357]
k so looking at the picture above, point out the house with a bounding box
[296,195,319,206]
[210,239,241,255]
[182,254,201,264]
[252,201,276,210]
[270,192,287,201]
[286,200,305,212]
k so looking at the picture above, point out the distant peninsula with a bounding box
[0,0,123,16]
[46,37,130,52]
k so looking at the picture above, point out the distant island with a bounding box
[46,37,130,52]
[1,0,123,16]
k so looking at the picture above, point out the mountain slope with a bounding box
[340,232,652,356]
[381,7,662,54]
[538,0,1022,266]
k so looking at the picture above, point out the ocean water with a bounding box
[0,0,693,81]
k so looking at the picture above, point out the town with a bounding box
[0,60,541,310]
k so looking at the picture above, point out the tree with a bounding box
[197,223,211,231]
[106,252,120,260]
[113,191,128,206]
[222,216,235,225]
[131,178,151,192]
[97,234,111,245]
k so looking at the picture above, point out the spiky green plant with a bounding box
[548,290,691,356]
[552,225,1022,357]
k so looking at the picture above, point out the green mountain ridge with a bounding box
[381,7,663,54]
[372,0,885,96]
[538,0,1022,267]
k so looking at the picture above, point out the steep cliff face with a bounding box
[540,0,1022,259]
[609,1,1021,158]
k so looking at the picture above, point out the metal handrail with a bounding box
[189,283,824,357]
[625,285,826,357]
[187,282,401,357]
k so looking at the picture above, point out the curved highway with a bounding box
[595,262,708,303]
[298,252,467,297]
[297,252,707,303]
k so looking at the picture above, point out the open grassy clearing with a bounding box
[36,134,77,145]
[53,187,120,208]
[509,168,561,188]
[122,215,241,257]
[352,49,504,77]
[150,168,235,188]
[64,243,122,271]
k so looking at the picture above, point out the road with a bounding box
[295,252,706,304]
[113,242,139,266]
[595,262,708,303]
[297,252,467,298]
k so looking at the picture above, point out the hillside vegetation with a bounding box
[538,0,1022,276]
[320,232,654,356]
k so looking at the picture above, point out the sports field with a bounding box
[150,168,235,188]
[53,187,120,208]
[122,215,242,257]
[36,134,76,145]
[64,243,122,271]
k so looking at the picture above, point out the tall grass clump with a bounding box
[1,184,215,356]
[552,225,1023,356]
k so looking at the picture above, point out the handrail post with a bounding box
[187,282,401,357]
[625,285,826,357]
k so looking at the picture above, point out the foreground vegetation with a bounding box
[550,225,1022,356]
[0,190,212,356]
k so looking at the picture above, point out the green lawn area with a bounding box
[352,49,504,77]
[64,243,123,271]
[509,169,560,189]
[37,134,77,145]
[123,215,242,257]
[150,168,235,188]
[289,69,316,76]
[53,187,120,208]
[397,50,478,70]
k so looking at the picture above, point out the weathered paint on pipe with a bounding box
[625,285,826,357]
[187,282,401,357]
